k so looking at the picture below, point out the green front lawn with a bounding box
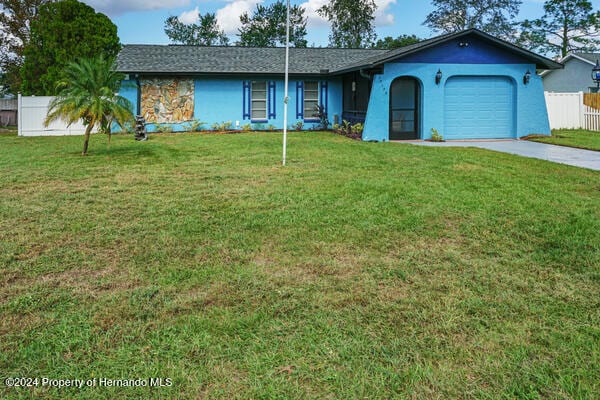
[1,132,599,399]
[527,129,600,151]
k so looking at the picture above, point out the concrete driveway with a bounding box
[411,140,600,171]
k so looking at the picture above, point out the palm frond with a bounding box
[43,56,134,131]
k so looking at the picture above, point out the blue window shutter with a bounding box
[268,81,276,119]
[296,81,304,119]
[243,81,250,119]
[320,81,328,115]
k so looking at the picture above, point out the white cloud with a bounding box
[299,0,397,32]
[300,0,329,29]
[215,0,262,34]
[178,6,200,24]
[374,0,396,27]
[83,0,191,16]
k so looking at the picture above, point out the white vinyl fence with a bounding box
[544,91,600,131]
[583,102,600,131]
[17,94,96,136]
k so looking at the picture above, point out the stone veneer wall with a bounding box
[141,79,194,123]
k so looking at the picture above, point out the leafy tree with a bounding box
[44,57,134,155]
[424,0,521,39]
[373,34,421,49]
[20,0,121,95]
[164,12,229,46]
[317,0,377,48]
[518,0,600,58]
[0,0,55,94]
[0,73,9,97]
[238,1,307,47]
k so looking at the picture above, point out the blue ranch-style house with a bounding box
[115,29,562,141]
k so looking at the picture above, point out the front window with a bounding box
[251,81,267,121]
[304,81,319,120]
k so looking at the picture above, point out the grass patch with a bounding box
[527,129,600,151]
[0,125,17,136]
[1,132,599,399]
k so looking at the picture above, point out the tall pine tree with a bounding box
[519,0,600,57]
[238,1,307,47]
[318,0,377,48]
[424,0,521,40]
[164,12,229,46]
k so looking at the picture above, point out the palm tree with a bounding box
[44,57,134,155]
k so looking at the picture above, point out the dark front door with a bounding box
[342,72,371,123]
[389,77,419,140]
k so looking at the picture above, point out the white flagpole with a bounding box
[282,0,290,166]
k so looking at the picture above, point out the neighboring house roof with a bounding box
[116,46,388,75]
[571,52,600,64]
[116,28,562,76]
[541,52,600,77]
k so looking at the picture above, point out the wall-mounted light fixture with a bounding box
[458,42,469,48]
[435,69,442,85]
[592,60,600,89]
[523,70,531,85]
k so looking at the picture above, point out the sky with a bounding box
[81,0,600,46]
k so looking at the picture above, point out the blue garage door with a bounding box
[444,76,515,139]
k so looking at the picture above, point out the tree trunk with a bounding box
[82,123,93,155]
[562,19,568,58]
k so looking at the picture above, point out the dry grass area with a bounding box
[0,132,599,399]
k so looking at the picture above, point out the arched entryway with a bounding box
[389,77,420,140]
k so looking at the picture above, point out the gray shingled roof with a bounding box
[116,45,388,75]
[116,29,562,76]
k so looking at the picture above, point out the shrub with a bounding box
[241,123,252,131]
[211,121,233,131]
[293,121,304,131]
[267,124,276,131]
[182,122,193,132]
[155,123,173,133]
[332,119,362,140]
[252,123,265,131]
[189,119,205,132]
[351,123,364,136]
[430,128,444,142]
[313,104,330,130]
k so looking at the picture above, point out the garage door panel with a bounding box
[444,76,515,139]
